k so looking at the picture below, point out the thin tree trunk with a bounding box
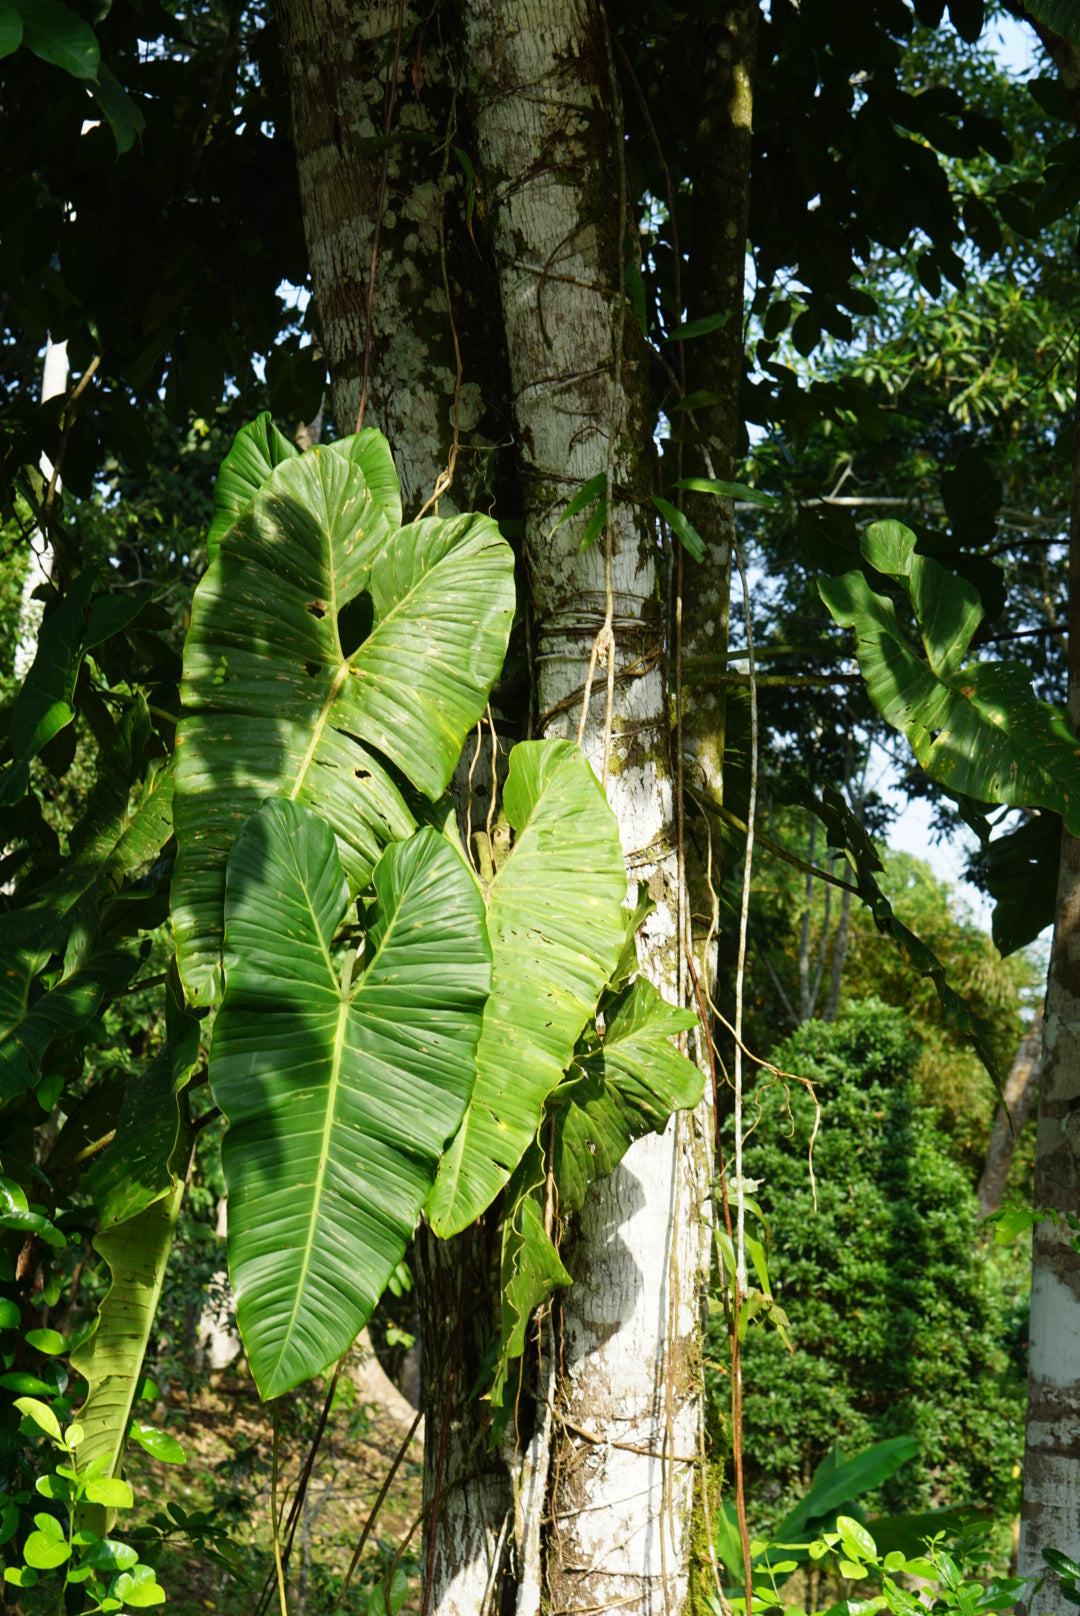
[1017,342,1080,1613]
[822,878,852,1023]
[977,1006,1043,1220]
[823,759,860,1023]
[798,815,818,1022]
[464,5,709,1609]
[680,2,758,820]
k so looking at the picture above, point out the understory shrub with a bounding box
[722,999,1025,1532]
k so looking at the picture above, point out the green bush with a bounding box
[722,1000,1025,1531]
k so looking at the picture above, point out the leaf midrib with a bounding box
[267,993,349,1389]
[264,841,412,1391]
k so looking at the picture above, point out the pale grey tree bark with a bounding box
[276,8,516,1606]
[463,7,712,1611]
[1017,343,1080,1614]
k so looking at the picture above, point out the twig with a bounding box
[336,1405,424,1605]
[732,545,756,1301]
[484,702,499,867]
[706,799,859,896]
[465,720,483,873]
[271,1405,289,1616]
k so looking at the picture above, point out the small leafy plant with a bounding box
[1044,1547,1080,1607]
[710,1514,1041,1616]
[3,1395,166,1611]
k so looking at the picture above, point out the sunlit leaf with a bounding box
[173,431,514,1004]
[428,741,627,1237]
[212,801,490,1397]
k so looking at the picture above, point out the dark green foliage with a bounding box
[727,1001,1024,1531]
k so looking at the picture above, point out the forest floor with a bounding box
[126,1360,425,1616]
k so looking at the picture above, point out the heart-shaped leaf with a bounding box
[172,431,514,1004]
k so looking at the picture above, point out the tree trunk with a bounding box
[680,2,758,822]
[276,9,517,1608]
[277,0,508,515]
[1017,344,1080,1613]
[278,2,739,1608]
[976,1006,1043,1220]
[463,5,710,1610]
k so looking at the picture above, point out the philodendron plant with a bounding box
[58,416,704,1490]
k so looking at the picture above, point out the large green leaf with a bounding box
[172,431,514,1005]
[71,976,198,1496]
[211,800,490,1398]
[205,412,300,561]
[427,740,628,1237]
[774,1437,920,1545]
[820,522,1080,831]
[15,0,98,77]
[1023,0,1080,44]
[490,974,702,1406]
[0,6,24,56]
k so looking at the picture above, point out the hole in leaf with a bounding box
[354,768,372,781]
[338,591,375,659]
[305,661,321,678]
[306,601,327,619]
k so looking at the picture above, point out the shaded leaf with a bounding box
[0,5,23,55]
[1019,0,1080,43]
[772,1437,920,1550]
[652,495,705,563]
[90,971,200,1227]
[89,62,145,156]
[0,572,95,806]
[820,522,1080,831]
[549,473,606,537]
[15,0,97,77]
[0,945,141,1105]
[985,812,1059,957]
